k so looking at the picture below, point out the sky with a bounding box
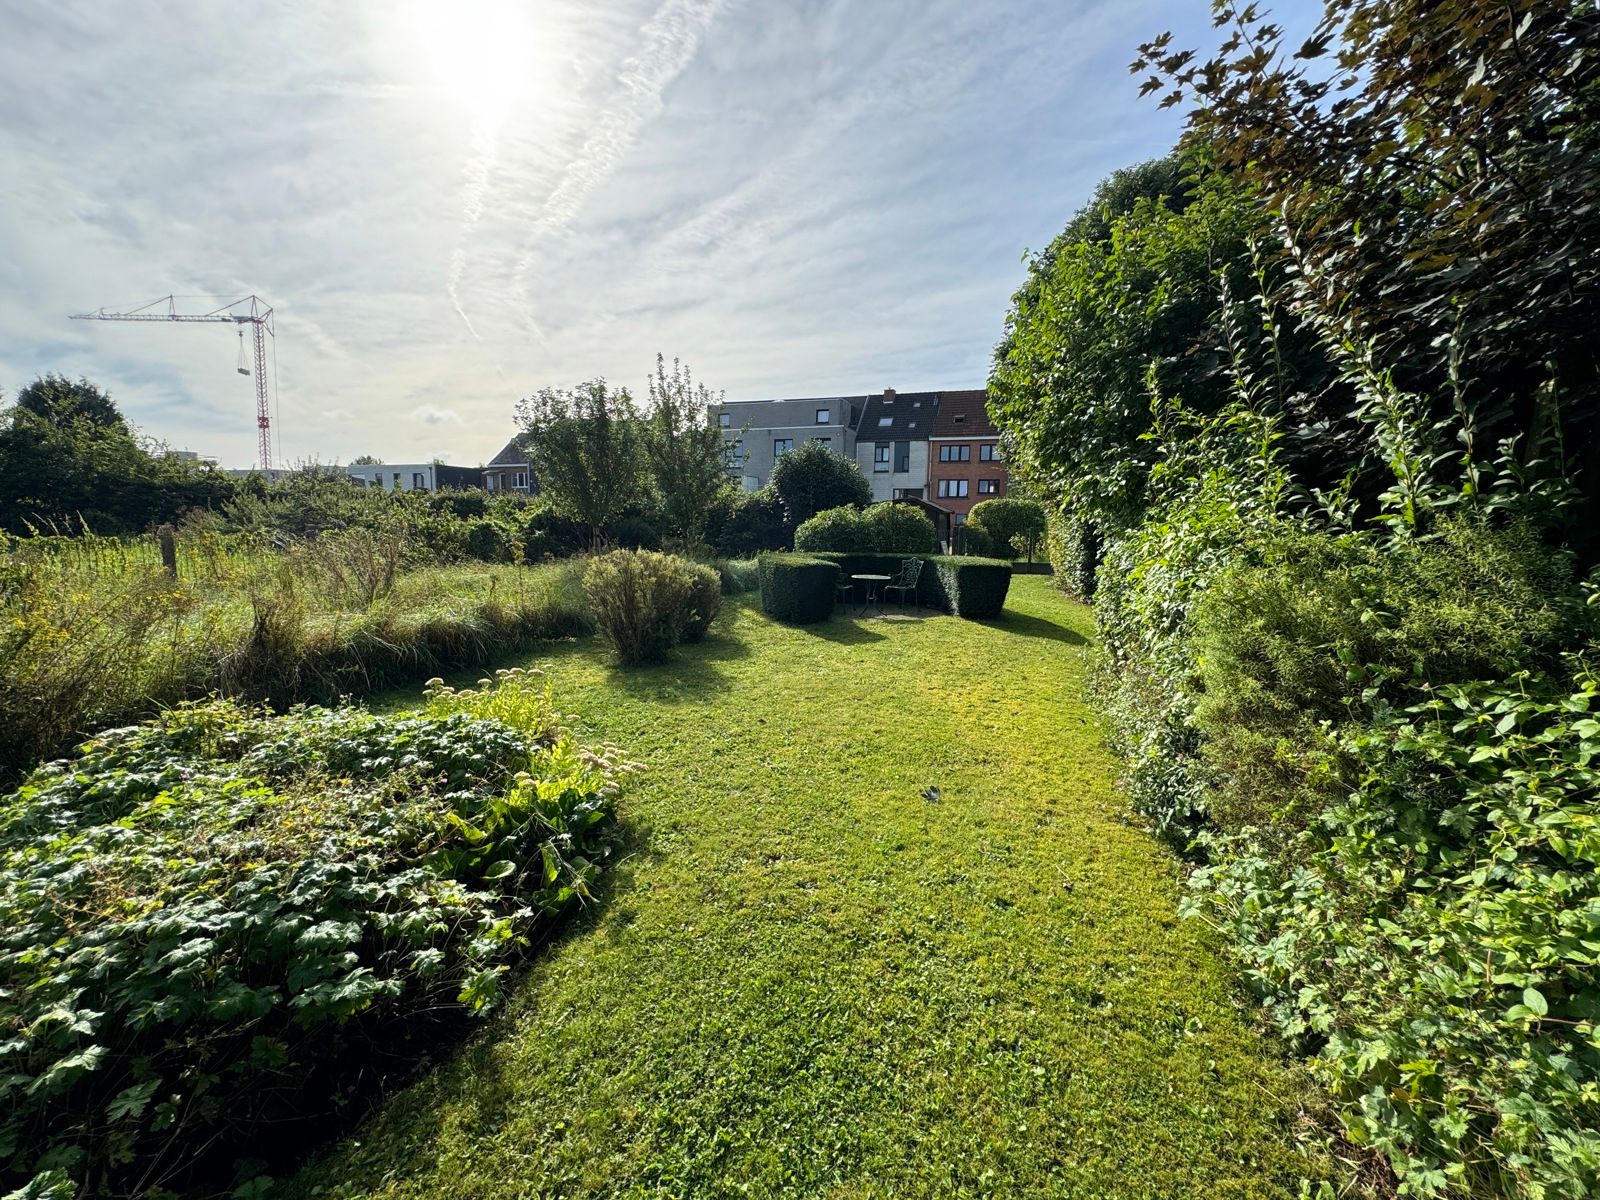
[0,0,1321,469]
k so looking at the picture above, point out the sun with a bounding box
[413,0,538,127]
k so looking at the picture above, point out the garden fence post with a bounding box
[158,524,178,578]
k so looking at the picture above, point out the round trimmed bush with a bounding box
[794,505,872,552]
[863,502,936,552]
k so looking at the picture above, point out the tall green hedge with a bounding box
[922,556,1013,618]
[757,553,840,624]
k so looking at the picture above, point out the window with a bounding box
[953,413,966,424]
[729,440,745,467]
[938,444,970,463]
[513,470,528,490]
[877,416,893,427]
[954,513,967,527]
[978,478,1001,494]
[979,443,1001,461]
[774,437,794,458]
[813,436,830,448]
[412,472,427,489]
[894,440,910,472]
[485,474,497,491]
[718,412,730,428]
[392,472,401,489]
[815,408,830,424]
[873,443,891,472]
[936,479,970,499]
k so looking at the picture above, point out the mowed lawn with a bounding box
[294,576,1333,1199]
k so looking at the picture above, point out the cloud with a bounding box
[411,403,464,426]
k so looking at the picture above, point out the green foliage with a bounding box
[756,553,839,624]
[0,378,238,536]
[604,512,662,551]
[712,558,761,595]
[706,488,788,557]
[1044,510,1098,599]
[793,503,936,554]
[1192,520,1589,834]
[515,381,646,541]
[0,532,591,782]
[582,549,714,665]
[465,519,511,562]
[1190,668,1600,1198]
[642,356,730,543]
[921,556,1013,619]
[969,498,1047,561]
[521,509,588,562]
[767,441,873,528]
[0,676,630,1196]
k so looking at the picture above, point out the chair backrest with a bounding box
[898,556,922,586]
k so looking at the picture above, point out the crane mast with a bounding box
[70,295,277,470]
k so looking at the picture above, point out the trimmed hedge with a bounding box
[808,552,1013,618]
[924,555,1013,618]
[757,553,840,624]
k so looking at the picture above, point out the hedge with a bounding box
[757,553,840,624]
[922,556,1013,618]
[809,552,1013,618]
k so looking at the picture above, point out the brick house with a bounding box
[926,389,1006,529]
[482,437,537,494]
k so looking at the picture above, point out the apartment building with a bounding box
[711,396,863,490]
[852,389,938,501]
[926,389,1007,526]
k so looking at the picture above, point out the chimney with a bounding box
[883,388,896,404]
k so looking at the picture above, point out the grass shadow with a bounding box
[978,608,1088,645]
[799,617,889,644]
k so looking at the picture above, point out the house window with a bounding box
[813,436,830,448]
[412,472,427,489]
[718,412,730,428]
[729,440,745,467]
[873,442,890,472]
[978,478,1001,494]
[774,437,794,458]
[953,414,966,424]
[955,513,967,527]
[894,440,910,472]
[980,443,1001,461]
[938,445,970,463]
[936,479,970,499]
[485,474,497,491]
[392,472,401,489]
[513,470,528,490]
[877,416,893,427]
[815,408,830,424]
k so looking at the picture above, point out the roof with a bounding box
[856,391,939,439]
[929,389,998,439]
[485,436,528,467]
[713,396,863,431]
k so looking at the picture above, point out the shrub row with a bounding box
[793,503,937,554]
[757,554,840,624]
[0,672,631,1199]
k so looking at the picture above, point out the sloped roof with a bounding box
[929,389,998,439]
[856,391,939,439]
[486,436,528,467]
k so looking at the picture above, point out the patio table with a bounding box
[852,573,891,618]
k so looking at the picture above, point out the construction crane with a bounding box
[70,295,277,470]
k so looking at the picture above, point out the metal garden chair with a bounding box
[882,556,923,612]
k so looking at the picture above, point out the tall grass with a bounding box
[0,530,591,782]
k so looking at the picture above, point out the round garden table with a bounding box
[852,573,891,618]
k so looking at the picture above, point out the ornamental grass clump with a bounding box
[582,548,718,664]
[0,669,634,1199]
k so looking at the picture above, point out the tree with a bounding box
[514,380,646,544]
[1135,0,1600,550]
[642,355,730,544]
[351,454,383,466]
[969,498,1047,561]
[16,374,126,432]
[768,440,872,529]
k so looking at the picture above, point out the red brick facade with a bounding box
[926,390,1006,522]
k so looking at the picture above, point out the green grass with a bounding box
[295,577,1335,1199]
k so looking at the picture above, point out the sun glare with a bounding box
[414,0,537,127]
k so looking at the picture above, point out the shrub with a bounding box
[464,519,511,562]
[707,488,788,556]
[583,549,697,664]
[679,560,723,643]
[863,502,937,552]
[921,555,1012,618]
[0,677,630,1198]
[714,557,761,595]
[794,503,937,554]
[794,505,873,552]
[757,553,839,624]
[969,497,1047,560]
[768,441,873,527]
[958,520,994,556]
[520,509,588,561]
[1045,510,1099,598]
[606,513,662,551]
